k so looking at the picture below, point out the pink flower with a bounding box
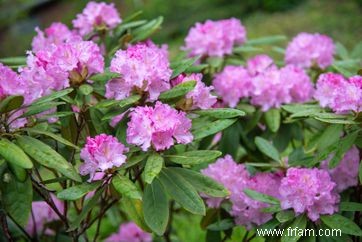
[230,172,283,229]
[279,65,314,103]
[32,22,81,52]
[201,155,249,208]
[314,73,361,113]
[321,146,360,192]
[80,134,128,179]
[73,1,122,36]
[106,41,172,101]
[127,102,193,151]
[26,195,64,236]
[212,66,252,107]
[0,63,26,99]
[106,222,152,242]
[279,168,339,221]
[247,54,276,76]
[184,18,246,57]
[250,68,291,111]
[285,33,335,69]
[171,73,217,109]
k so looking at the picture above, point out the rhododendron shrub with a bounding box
[0,1,362,242]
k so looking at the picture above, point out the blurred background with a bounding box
[0,0,361,57]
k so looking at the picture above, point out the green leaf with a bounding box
[170,167,228,197]
[233,46,263,53]
[120,197,150,232]
[0,139,32,169]
[243,189,280,205]
[264,108,280,132]
[96,95,141,109]
[321,214,362,236]
[22,102,65,117]
[123,153,147,169]
[24,128,79,150]
[0,56,26,66]
[328,132,358,168]
[16,136,81,182]
[193,118,237,140]
[89,70,120,82]
[143,179,169,235]
[171,56,200,78]
[193,108,245,119]
[166,150,221,165]
[335,42,349,60]
[281,215,307,242]
[1,175,32,226]
[67,188,103,231]
[0,95,24,113]
[314,116,358,124]
[158,80,196,100]
[7,163,27,182]
[131,16,163,43]
[79,84,93,95]
[317,124,343,151]
[340,202,362,212]
[31,88,73,105]
[112,174,142,200]
[158,168,205,215]
[144,153,164,184]
[57,182,101,200]
[276,210,295,223]
[247,35,287,45]
[254,137,280,162]
[207,219,234,231]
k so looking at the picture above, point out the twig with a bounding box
[7,213,33,241]
[0,211,13,242]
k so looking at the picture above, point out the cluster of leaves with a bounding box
[0,9,362,242]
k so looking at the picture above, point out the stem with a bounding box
[7,213,33,241]
[0,211,13,242]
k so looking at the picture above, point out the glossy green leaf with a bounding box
[0,138,32,169]
[193,118,237,140]
[166,150,221,165]
[144,153,163,184]
[194,108,245,119]
[159,168,205,215]
[329,132,358,168]
[1,174,32,226]
[96,95,141,109]
[0,56,26,66]
[171,55,200,78]
[247,35,287,45]
[7,163,27,182]
[112,174,142,200]
[143,179,169,235]
[170,167,228,197]
[79,84,93,95]
[276,210,295,223]
[243,188,280,205]
[158,80,196,100]
[281,215,307,242]
[89,71,120,82]
[120,197,150,232]
[265,108,280,132]
[340,202,362,212]
[321,214,362,236]
[31,88,74,105]
[131,16,163,43]
[57,182,101,200]
[207,219,234,231]
[24,128,79,150]
[22,102,65,117]
[254,137,280,162]
[0,95,24,113]
[16,136,81,182]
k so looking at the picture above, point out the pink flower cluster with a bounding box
[73,1,122,36]
[127,102,193,151]
[321,146,360,192]
[184,18,246,57]
[32,22,81,52]
[171,73,217,109]
[314,73,362,113]
[80,134,128,179]
[213,55,314,110]
[202,155,282,228]
[0,63,26,99]
[106,41,172,101]
[26,195,64,236]
[106,222,152,242]
[279,168,339,221]
[285,32,335,69]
